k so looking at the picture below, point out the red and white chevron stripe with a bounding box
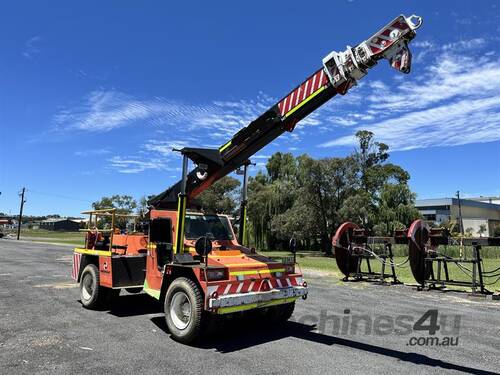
[278,69,328,116]
[209,276,304,297]
[71,252,82,281]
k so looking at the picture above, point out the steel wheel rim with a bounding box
[81,273,94,301]
[170,291,192,330]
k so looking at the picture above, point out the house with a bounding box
[40,218,81,232]
[416,198,500,237]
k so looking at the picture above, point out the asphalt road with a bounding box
[0,240,499,375]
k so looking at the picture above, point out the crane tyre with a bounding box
[80,263,113,309]
[275,302,295,323]
[164,277,204,344]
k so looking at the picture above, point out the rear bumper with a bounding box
[209,286,308,314]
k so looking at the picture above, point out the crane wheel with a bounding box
[275,302,295,322]
[408,219,432,285]
[164,277,203,344]
[265,302,295,324]
[80,264,116,309]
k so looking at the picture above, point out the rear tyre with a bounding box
[164,277,204,344]
[80,264,114,309]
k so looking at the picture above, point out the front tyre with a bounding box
[269,302,295,323]
[80,264,114,309]
[164,277,203,344]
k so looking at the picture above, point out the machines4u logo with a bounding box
[298,309,461,346]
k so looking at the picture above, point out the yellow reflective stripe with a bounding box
[216,297,298,314]
[219,140,232,152]
[285,85,326,118]
[242,206,247,246]
[174,196,187,254]
[180,198,186,253]
[143,280,160,300]
[223,262,281,267]
[229,268,285,276]
[74,248,111,256]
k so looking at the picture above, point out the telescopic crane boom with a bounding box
[149,14,423,209]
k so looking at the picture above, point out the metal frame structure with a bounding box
[332,222,402,284]
[407,220,500,295]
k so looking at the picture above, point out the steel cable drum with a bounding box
[332,222,361,277]
[407,219,431,284]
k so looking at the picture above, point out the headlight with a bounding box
[206,269,227,281]
[274,272,283,278]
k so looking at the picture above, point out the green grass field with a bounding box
[261,250,500,293]
[12,229,85,246]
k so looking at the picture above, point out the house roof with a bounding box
[416,198,500,211]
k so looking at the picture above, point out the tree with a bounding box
[375,183,421,235]
[247,172,275,249]
[196,176,240,214]
[92,195,137,214]
[245,131,419,251]
[465,227,474,237]
[137,195,156,215]
[478,224,487,237]
[92,195,138,228]
[266,152,297,182]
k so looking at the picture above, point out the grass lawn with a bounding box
[11,229,85,246]
[261,250,500,293]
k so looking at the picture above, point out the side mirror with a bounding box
[289,238,297,254]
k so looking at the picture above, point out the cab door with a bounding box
[144,217,173,298]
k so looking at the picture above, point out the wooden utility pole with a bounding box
[456,190,464,236]
[17,187,26,240]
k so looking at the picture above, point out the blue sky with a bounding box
[1,1,499,217]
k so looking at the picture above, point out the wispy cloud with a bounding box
[54,90,276,173]
[23,36,42,59]
[319,37,500,151]
[74,148,110,157]
[107,156,168,174]
[53,90,274,136]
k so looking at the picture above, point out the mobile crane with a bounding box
[72,14,422,343]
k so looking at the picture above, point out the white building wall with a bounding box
[461,218,490,237]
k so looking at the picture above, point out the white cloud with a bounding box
[74,148,110,157]
[54,91,278,174]
[107,156,167,174]
[23,36,42,59]
[413,40,435,48]
[321,96,500,150]
[319,37,500,151]
[54,90,274,136]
